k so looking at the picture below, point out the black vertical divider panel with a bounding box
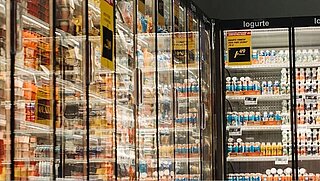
[50,0,57,179]
[113,0,118,179]
[210,20,216,180]
[84,0,90,179]
[133,0,138,178]
[171,0,176,178]
[215,20,226,180]
[290,25,299,181]
[10,0,16,180]
[288,26,295,180]
[185,0,190,176]
[198,12,203,181]
[154,0,160,180]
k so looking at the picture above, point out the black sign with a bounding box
[222,18,291,30]
[102,26,113,62]
[228,47,250,63]
[293,16,320,27]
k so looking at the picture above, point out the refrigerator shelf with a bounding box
[226,63,289,71]
[138,127,199,133]
[227,124,320,132]
[159,157,200,162]
[141,66,199,73]
[225,62,320,71]
[227,125,282,131]
[227,155,320,162]
[14,158,53,162]
[64,158,115,164]
[226,94,290,102]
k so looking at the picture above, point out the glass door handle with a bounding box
[175,88,179,116]
[201,103,206,130]
[134,68,143,105]
[88,42,94,83]
[139,68,142,105]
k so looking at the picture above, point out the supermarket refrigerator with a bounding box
[218,17,320,180]
[3,0,215,180]
[292,16,320,179]
[218,18,297,180]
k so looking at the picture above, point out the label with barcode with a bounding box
[244,97,258,105]
[275,156,289,165]
[229,127,242,136]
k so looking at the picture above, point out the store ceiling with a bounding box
[194,0,320,20]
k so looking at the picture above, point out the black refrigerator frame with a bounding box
[216,17,298,180]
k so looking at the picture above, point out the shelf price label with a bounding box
[227,31,252,65]
[275,156,289,165]
[100,0,114,70]
[244,97,257,105]
[229,127,242,136]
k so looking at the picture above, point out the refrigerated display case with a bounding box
[3,0,215,180]
[219,17,320,180]
[220,19,296,180]
[293,17,320,179]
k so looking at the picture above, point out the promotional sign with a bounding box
[158,0,165,27]
[100,0,114,70]
[173,32,196,65]
[138,0,145,14]
[227,31,252,65]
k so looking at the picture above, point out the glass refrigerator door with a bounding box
[173,0,189,180]
[224,28,293,179]
[294,26,320,178]
[15,0,54,180]
[136,0,157,179]
[157,0,174,180]
[55,0,87,179]
[200,20,213,180]
[0,0,10,180]
[87,1,116,180]
[115,0,136,179]
[186,6,201,181]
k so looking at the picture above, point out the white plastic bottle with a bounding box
[314,49,320,62]
[296,50,302,63]
[308,49,314,62]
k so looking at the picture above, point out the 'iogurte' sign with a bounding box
[243,20,270,29]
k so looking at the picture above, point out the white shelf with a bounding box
[227,125,282,131]
[226,63,288,71]
[227,155,320,162]
[227,124,320,132]
[225,62,320,71]
[64,158,115,164]
[227,156,284,162]
[226,94,290,101]
[298,156,320,160]
[139,127,200,133]
[14,158,53,162]
[281,124,320,130]
[159,157,200,162]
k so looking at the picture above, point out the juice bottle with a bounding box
[272,142,277,156]
[266,142,272,156]
[277,142,283,156]
[261,142,266,156]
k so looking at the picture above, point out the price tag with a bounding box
[275,156,289,165]
[244,97,258,105]
[229,127,242,136]
[298,124,308,131]
[281,125,290,130]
